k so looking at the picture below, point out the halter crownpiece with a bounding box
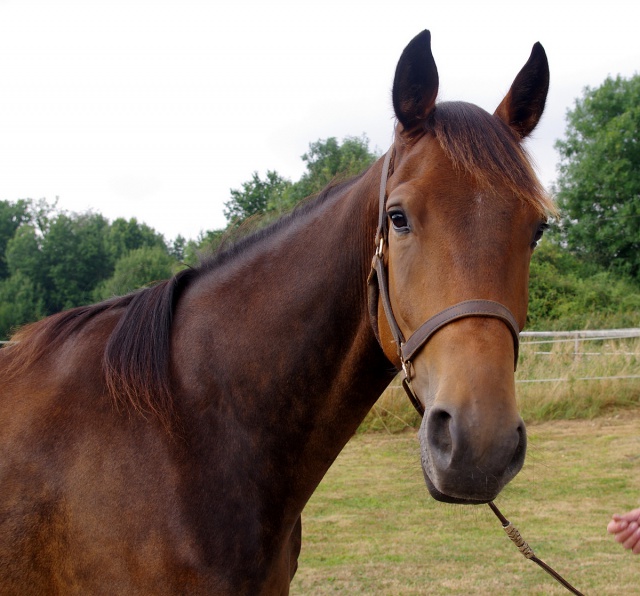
[367,149,521,416]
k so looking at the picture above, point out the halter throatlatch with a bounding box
[367,149,521,417]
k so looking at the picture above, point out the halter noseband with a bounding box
[367,149,521,416]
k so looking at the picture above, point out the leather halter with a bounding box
[367,149,521,417]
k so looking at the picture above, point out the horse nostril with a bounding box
[427,407,454,465]
[508,420,527,474]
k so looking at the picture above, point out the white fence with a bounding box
[521,328,640,355]
[517,328,640,384]
[521,328,640,349]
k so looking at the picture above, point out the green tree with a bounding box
[1,207,51,337]
[93,245,177,300]
[0,199,31,280]
[169,234,187,262]
[223,135,379,227]
[182,229,228,266]
[0,201,177,333]
[107,217,166,262]
[5,225,43,286]
[40,212,113,311]
[528,240,640,329]
[555,74,640,280]
[289,135,378,204]
[224,170,292,225]
[0,271,46,339]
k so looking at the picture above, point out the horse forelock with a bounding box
[426,102,556,218]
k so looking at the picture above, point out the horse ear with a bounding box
[494,42,549,139]
[393,30,439,131]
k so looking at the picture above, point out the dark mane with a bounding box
[3,268,199,429]
[2,172,369,428]
[428,102,555,216]
[5,294,133,375]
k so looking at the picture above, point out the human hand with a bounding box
[607,508,640,554]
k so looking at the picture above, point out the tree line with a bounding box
[0,199,181,338]
[1,72,639,339]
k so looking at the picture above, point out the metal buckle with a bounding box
[401,358,412,381]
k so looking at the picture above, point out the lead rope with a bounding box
[488,501,585,595]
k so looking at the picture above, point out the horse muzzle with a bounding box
[418,402,527,504]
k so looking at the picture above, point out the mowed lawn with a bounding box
[292,409,640,595]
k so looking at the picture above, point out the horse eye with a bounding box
[389,210,409,232]
[532,222,549,248]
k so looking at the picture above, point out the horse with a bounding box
[0,30,552,594]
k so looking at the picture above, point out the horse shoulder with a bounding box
[0,311,218,593]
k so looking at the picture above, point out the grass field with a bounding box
[292,409,640,595]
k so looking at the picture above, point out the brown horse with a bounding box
[0,31,552,594]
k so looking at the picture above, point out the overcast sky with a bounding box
[1,0,638,241]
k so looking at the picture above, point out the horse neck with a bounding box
[176,158,394,503]
[209,161,392,408]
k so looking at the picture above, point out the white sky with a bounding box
[1,0,639,241]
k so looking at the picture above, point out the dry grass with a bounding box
[292,410,640,595]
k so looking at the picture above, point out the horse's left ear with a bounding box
[393,30,439,131]
[494,43,549,139]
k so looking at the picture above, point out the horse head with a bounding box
[372,31,552,504]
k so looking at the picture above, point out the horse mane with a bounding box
[3,267,199,430]
[427,101,556,217]
[1,174,367,430]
